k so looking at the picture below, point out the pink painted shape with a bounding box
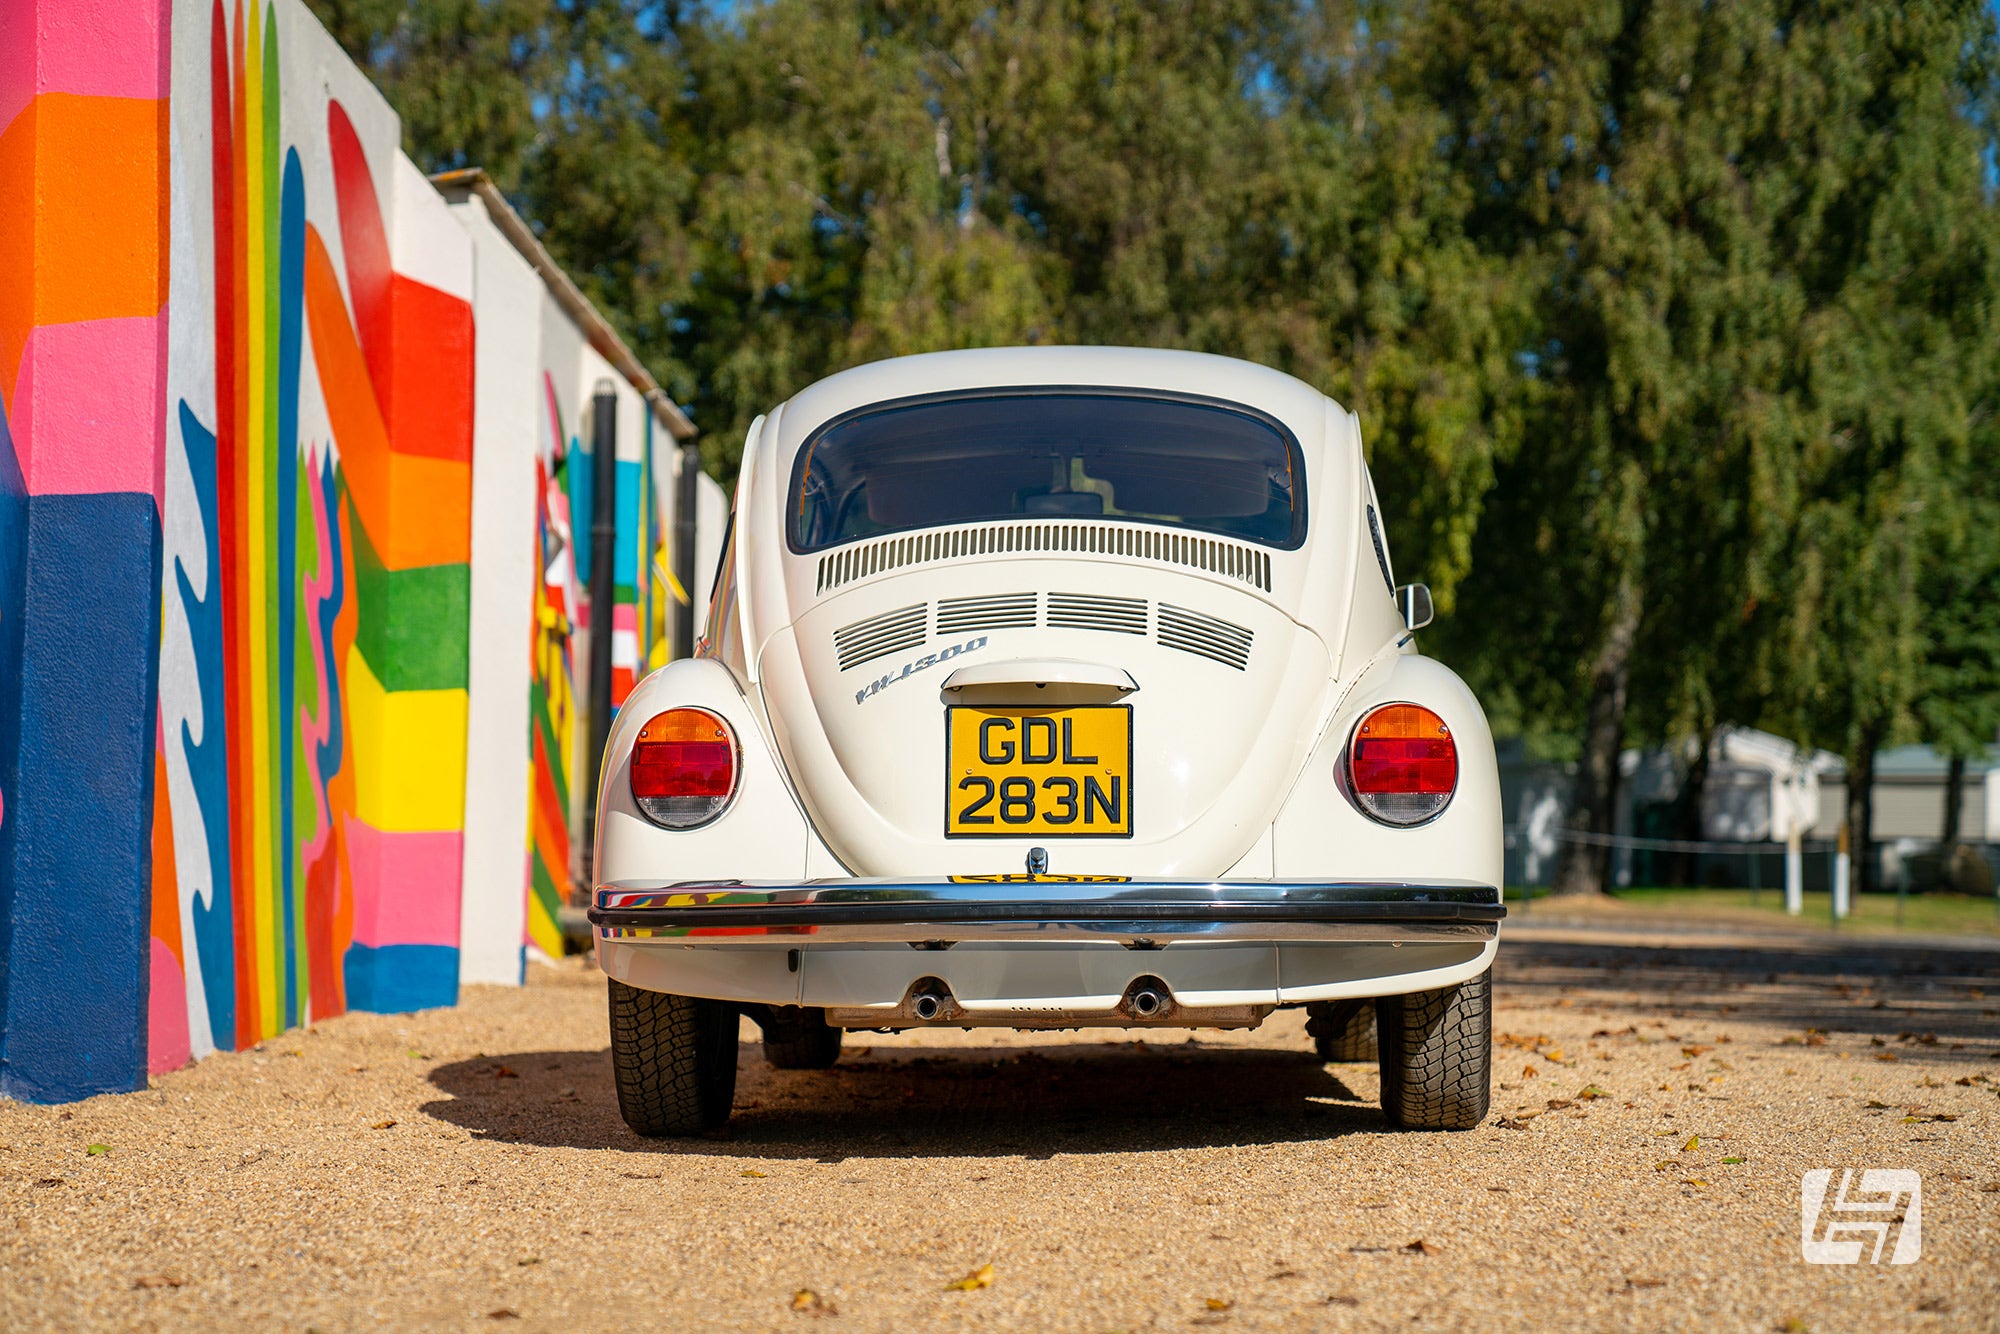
[147,937,191,1075]
[0,0,170,135]
[612,602,638,633]
[12,314,167,507]
[344,819,465,949]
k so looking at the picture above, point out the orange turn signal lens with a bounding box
[1347,703,1457,826]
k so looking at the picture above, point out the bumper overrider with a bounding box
[588,878,1504,946]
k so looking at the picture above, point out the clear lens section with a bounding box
[630,707,738,829]
[1348,703,1458,826]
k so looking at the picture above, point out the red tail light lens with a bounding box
[630,707,739,829]
[1348,703,1458,826]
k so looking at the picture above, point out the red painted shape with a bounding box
[385,273,474,462]
[327,100,392,406]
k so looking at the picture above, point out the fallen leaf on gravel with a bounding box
[487,1309,518,1320]
[132,1273,184,1289]
[1324,1294,1360,1307]
[85,1143,110,1156]
[1545,1099,1575,1111]
[1577,1085,1609,1100]
[791,1289,837,1316]
[371,1119,397,1130]
[1980,1183,2000,1193]
[1916,1297,1950,1313]
[1495,1116,1534,1130]
[742,1169,769,1178]
[1682,1046,1711,1058]
[1865,1100,1895,1109]
[945,1263,995,1291]
[1874,1052,1898,1062]
[1721,1157,1744,1165]
[1205,1298,1233,1310]
[1404,1239,1439,1256]
[1545,1048,1566,1062]
[35,1177,63,1188]
[494,1065,519,1079]
[1683,1178,1708,1186]
[1522,1065,1539,1078]
[516,1258,540,1267]
[1681,1136,1699,1152]
[1653,1162,1674,1171]
[1267,1269,1300,1280]
[1902,1113,1957,1124]
[1624,1277,1665,1290]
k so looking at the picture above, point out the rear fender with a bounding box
[593,657,832,886]
[1271,648,1503,891]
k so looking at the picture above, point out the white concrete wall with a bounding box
[451,192,544,987]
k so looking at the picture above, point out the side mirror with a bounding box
[1396,583,1433,631]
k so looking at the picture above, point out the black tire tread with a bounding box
[1309,1001,1379,1062]
[762,1008,844,1070]
[607,979,738,1137]
[1377,968,1492,1131]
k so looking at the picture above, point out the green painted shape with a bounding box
[349,508,470,692]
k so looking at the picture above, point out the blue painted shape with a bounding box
[278,149,304,1028]
[614,457,643,586]
[0,491,161,1103]
[0,399,28,1059]
[568,436,593,586]
[173,402,236,1052]
[342,944,459,1015]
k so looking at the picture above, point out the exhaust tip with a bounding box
[1124,976,1173,1020]
[909,977,954,1022]
[913,993,943,1021]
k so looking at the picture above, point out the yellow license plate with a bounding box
[945,706,1132,837]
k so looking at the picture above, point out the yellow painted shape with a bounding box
[346,646,469,832]
[527,893,562,959]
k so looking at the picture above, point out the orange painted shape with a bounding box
[302,225,471,569]
[0,93,169,403]
[385,274,474,463]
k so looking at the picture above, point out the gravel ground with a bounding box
[3,909,1998,1333]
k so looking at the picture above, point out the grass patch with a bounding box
[1512,885,2000,936]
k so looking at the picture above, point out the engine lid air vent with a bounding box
[833,603,928,671]
[1156,603,1254,670]
[937,593,1037,635]
[1047,592,1147,636]
[815,520,1273,595]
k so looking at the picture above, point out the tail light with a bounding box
[630,707,739,829]
[1347,702,1457,826]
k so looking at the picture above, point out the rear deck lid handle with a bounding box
[941,658,1139,694]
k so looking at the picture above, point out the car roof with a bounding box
[768,346,1345,480]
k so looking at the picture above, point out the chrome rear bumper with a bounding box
[588,878,1503,946]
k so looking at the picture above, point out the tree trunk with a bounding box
[1844,729,1883,897]
[1941,753,1965,855]
[1551,573,1642,896]
[1667,728,1714,888]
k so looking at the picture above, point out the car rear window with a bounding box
[788,390,1307,553]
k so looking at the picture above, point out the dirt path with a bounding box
[3,925,1997,1332]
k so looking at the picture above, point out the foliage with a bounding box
[311,0,2000,884]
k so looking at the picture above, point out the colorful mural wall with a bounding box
[149,0,474,1070]
[0,0,716,1102]
[0,0,170,1103]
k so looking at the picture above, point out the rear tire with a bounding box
[607,979,739,1137]
[1307,1000,1378,1062]
[760,1006,844,1070]
[1377,968,1492,1130]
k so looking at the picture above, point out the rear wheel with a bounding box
[607,979,739,1137]
[1377,968,1492,1130]
[759,1006,844,1070]
[1307,999,1378,1062]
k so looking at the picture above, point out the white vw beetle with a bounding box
[589,347,1503,1136]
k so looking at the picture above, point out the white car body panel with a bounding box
[591,347,1503,1027]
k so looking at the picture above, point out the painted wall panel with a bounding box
[0,0,169,1102]
[451,191,543,987]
